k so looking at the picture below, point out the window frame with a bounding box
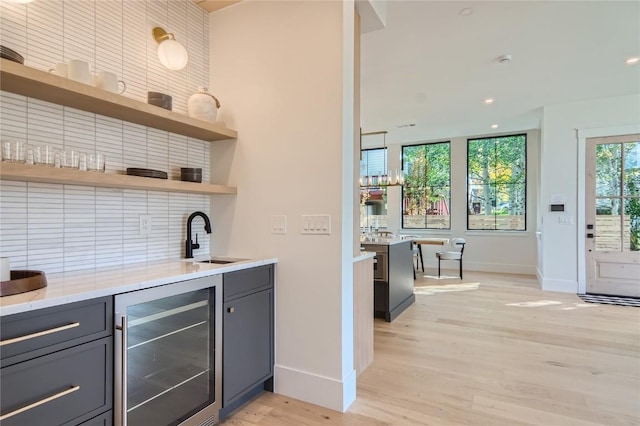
[401,140,452,230]
[466,133,528,231]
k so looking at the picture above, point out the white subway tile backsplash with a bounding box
[26,1,64,70]
[0,3,27,55]
[0,0,211,273]
[0,181,27,266]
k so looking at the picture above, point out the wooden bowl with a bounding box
[0,270,47,297]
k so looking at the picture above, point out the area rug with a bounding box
[579,294,640,307]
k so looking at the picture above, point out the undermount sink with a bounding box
[196,257,248,264]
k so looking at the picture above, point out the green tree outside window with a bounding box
[467,134,527,231]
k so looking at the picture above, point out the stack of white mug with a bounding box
[50,59,126,94]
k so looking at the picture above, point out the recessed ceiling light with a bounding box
[491,124,499,129]
[459,8,473,16]
[397,123,416,128]
[626,57,639,65]
[484,98,494,104]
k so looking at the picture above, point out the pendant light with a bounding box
[359,130,405,188]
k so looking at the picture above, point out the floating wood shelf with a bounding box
[0,59,237,142]
[0,163,237,195]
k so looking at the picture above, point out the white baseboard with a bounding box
[540,277,578,293]
[536,267,543,287]
[452,261,536,275]
[274,364,356,412]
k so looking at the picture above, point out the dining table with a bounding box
[408,237,450,273]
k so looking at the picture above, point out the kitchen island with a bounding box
[360,237,415,322]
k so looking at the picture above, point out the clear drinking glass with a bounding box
[34,145,55,166]
[1,141,26,163]
[78,152,87,171]
[1,142,10,162]
[61,150,81,168]
[25,145,34,165]
[88,152,105,172]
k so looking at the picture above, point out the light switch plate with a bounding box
[301,214,331,235]
[271,215,287,234]
[558,215,574,225]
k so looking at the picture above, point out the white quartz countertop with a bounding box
[0,257,277,316]
[354,251,376,262]
[359,236,412,246]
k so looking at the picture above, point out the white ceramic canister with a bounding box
[187,87,220,122]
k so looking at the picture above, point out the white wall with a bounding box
[0,0,212,272]
[208,1,357,412]
[539,93,640,292]
[368,129,540,275]
[355,0,386,33]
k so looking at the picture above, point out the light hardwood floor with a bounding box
[221,270,640,425]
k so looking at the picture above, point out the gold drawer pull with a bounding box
[0,322,80,347]
[0,385,80,421]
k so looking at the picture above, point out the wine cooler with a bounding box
[114,275,222,426]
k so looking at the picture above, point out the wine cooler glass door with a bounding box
[115,276,222,426]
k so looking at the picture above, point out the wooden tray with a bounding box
[0,270,48,297]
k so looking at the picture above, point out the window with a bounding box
[360,148,387,182]
[467,134,526,230]
[360,148,388,229]
[402,142,451,229]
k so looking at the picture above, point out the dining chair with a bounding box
[399,235,423,279]
[436,238,466,278]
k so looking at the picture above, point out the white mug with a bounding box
[68,59,92,85]
[0,257,10,282]
[94,71,126,94]
[49,62,68,78]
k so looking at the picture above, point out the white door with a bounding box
[586,135,640,297]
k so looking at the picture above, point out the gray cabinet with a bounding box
[221,265,274,418]
[0,297,113,425]
[363,240,415,322]
[80,411,112,426]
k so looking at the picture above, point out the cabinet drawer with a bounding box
[0,337,112,426]
[0,297,112,367]
[78,410,112,426]
[224,265,273,301]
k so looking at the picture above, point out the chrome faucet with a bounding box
[185,211,212,259]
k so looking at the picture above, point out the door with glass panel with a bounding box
[114,276,222,426]
[585,135,640,297]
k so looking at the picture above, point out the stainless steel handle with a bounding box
[115,315,128,426]
[0,322,80,347]
[0,385,80,421]
[227,307,235,313]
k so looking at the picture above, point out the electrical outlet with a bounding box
[139,214,152,235]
